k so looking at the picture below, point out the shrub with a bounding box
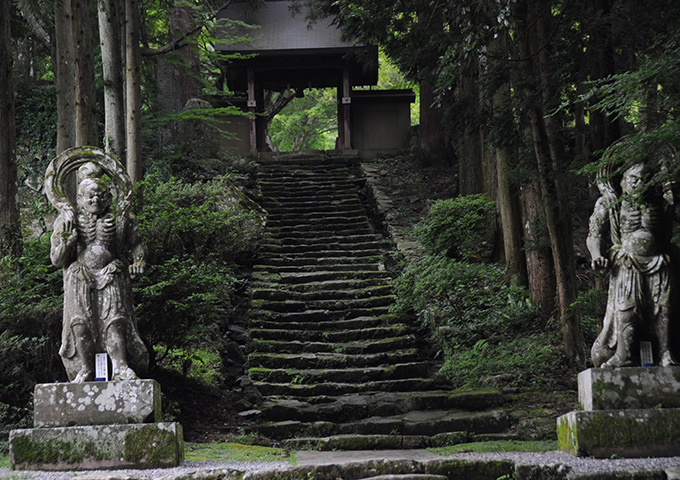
[133,175,264,379]
[391,253,564,389]
[414,194,495,261]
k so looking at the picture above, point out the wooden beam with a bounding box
[247,67,257,152]
[342,65,352,149]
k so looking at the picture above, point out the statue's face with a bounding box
[623,164,646,196]
[77,180,109,215]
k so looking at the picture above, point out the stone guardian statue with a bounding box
[45,147,149,382]
[587,153,680,368]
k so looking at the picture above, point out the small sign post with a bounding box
[95,353,109,381]
[640,341,654,367]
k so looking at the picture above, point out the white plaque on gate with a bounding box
[95,353,109,381]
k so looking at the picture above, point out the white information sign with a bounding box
[640,341,654,367]
[95,353,109,381]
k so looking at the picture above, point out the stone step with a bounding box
[259,390,505,419]
[259,177,358,189]
[251,285,393,302]
[264,201,365,216]
[258,278,391,293]
[266,216,369,229]
[250,295,396,313]
[249,308,393,323]
[261,192,359,206]
[257,250,384,263]
[249,323,410,343]
[249,333,416,355]
[257,408,512,439]
[250,315,394,331]
[249,362,428,384]
[259,240,383,254]
[263,232,379,246]
[254,378,438,398]
[270,223,374,237]
[248,349,421,369]
[252,270,391,284]
[255,262,383,273]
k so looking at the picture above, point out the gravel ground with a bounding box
[3,452,680,479]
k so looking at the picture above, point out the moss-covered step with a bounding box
[249,333,416,355]
[249,315,392,332]
[249,324,410,343]
[253,270,391,284]
[251,295,396,313]
[258,390,504,422]
[262,232,378,246]
[254,378,437,397]
[249,307,393,324]
[256,409,511,439]
[9,422,183,471]
[255,257,383,270]
[251,285,393,302]
[259,240,384,254]
[249,362,427,384]
[248,349,421,370]
[557,408,680,458]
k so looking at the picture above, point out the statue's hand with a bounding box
[592,256,610,271]
[62,219,78,247]
[129,261,146,279]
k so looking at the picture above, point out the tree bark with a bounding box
[169,4,202,105]
[54,0,76,154]
[522,0,585,369]
[125,0,143,183]
[0,0,21,257]
[99,0,126,162]
[72,0,98,146]
[417,79,454,168]
[457,59,484,195]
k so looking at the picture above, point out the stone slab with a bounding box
[557,409,680,458]
[33,380,161,427]
[9,422,183,470]
[578,367,680,411]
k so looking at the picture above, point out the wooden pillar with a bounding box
[341,65,352,149]
[337,86,345,149]
[256,85,266,152]
[247,67,257,152]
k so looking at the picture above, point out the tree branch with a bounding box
[141,0,234,57]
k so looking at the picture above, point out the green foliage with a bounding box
[269,88,337,152]
[414,195,495,261]
[391,254,563,389]
[153,346,222,387]
[133,175,263,362]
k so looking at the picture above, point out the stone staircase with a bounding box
[247,151,513,450]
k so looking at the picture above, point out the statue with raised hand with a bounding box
[588,152,680,368]
[46,147,148,382]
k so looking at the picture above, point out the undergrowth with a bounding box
[391,195,566,390]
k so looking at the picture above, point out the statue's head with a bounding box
[622,163,649,197]
[76,163,111,215]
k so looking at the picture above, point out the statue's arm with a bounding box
[125,214,146,279]
[50,213,77,267]
[587,196,611,270]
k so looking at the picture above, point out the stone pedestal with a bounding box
[9,380,184,471]
[558,367,680,458]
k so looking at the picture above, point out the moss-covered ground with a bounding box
[185,442,296,464]
[429,440,558,455]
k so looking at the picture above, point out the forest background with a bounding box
[1,0,680,450]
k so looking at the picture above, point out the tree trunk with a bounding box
[169,4,202,105]
[72,0,98,146]
[488,31,527,285]
[54,0,76,154]
[0,0,21,257]
[417,79,454,168]
[125,0,143,183]
[520,180,556,318]
[98,0,126,162]
[523,0,585,369]
[457,59,484,195]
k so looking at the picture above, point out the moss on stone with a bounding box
[124,426,179,465]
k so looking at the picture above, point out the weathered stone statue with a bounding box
[587,160,680,368]
[46,147,148,382]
